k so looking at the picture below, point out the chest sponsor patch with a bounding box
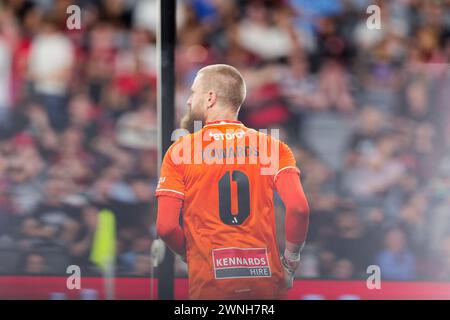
[212,248,271,279]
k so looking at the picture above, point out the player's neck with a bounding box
[205,109,238,124]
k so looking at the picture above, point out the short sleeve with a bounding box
[274,141,300,183]
[155,144,185,200]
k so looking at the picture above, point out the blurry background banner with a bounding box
[90,208,116,300]
[2,277,450,300]
[90,209,116,272]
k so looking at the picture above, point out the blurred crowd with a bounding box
[0,0,449,281]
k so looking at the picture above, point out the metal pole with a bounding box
[156,0,176,300]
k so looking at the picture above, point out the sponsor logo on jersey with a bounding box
[212,248,271,279]
[209,129,246,141]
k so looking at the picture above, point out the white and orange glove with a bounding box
[281,243,305,289]
[150,239,166,267]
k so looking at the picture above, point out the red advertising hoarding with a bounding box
[1,277,450,300]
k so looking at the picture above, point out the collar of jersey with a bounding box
[203,120,244,128]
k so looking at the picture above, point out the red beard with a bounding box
[180,110,203,133]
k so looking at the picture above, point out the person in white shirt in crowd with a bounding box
[28,17,74,132]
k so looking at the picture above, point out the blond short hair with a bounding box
[197,64,246,110]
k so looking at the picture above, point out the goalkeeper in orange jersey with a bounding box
[155,64,309,300]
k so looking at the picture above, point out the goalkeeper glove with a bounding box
[150,239,166,268]
[281,248,302,289]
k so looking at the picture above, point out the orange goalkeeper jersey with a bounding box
[155,120,300,299]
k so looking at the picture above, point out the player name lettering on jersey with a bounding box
[212,248,271,279]
[201,145,259,161]
[170,126,280,175]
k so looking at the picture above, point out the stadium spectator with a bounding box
[375,228,416,280]
[23,252,47,274]
[433,234,450,281]
[28,17,74,132]
[0,36,12,125]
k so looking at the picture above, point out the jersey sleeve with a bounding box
[274,141,300,183]
[155,143,185,200]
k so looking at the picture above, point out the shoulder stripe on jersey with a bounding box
[155,188,185,196]
[274,166,299,182]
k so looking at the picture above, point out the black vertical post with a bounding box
[157,0,176,300]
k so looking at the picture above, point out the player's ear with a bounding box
[207,91,216,108]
